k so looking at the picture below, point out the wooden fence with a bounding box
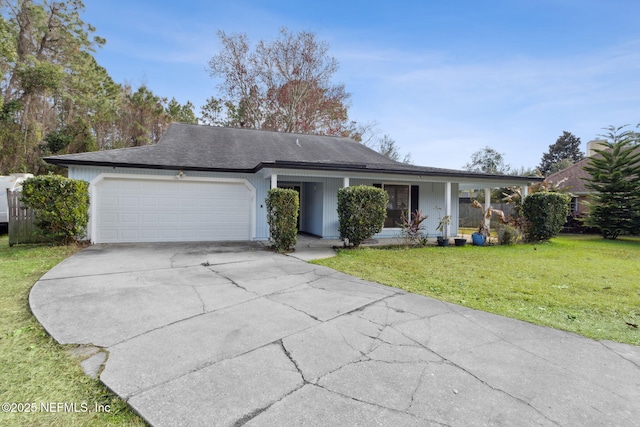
[458,201,516,228]
[7,190,49,246]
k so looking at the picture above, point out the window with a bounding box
[570,197,579,214]
[383,184,409,228]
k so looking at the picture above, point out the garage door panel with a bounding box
[95,178,252,243]
[140,197,159,207]
[140,213,159,223]
[122,181,144,192]
[121,196,140,207]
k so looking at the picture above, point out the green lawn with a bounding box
[0,236,145,427]
[314,235,640,346]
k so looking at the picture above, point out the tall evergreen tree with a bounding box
[539,131,584,176]
[0,0,105,172]
[167,98,197,124]
[582,127,640,239]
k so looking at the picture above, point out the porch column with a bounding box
[521,185,529,199]
[445,181,451,238]
[484,187,491,231]
[343,177,350,188]
[271,174,278,189]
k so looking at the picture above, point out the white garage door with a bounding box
[94,177,253,243]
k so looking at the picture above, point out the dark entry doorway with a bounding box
[278,184,301,230]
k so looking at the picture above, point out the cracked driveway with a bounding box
[30,242,640,426]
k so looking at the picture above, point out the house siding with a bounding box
[323,178,343,238]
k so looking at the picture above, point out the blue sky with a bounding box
[83,0,640,170]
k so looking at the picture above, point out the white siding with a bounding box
[322,178,343,238]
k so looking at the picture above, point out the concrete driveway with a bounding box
[30,242,640,426]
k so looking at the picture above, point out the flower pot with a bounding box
[454,238,467,247]
[471,232,485,246]
[436,236,449,247]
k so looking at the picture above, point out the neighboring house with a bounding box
[545,157,591,216]
[45,123,540,244]
[546,141,640,217]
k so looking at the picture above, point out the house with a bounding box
[545,140,640,217]
[45,123,540,244]
[545,157,591,216]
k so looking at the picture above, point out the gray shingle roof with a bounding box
[45,123,395,170]
[545,146,640,194]
[45,123,539,182]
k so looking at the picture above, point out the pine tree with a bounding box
[539,131,584,176]
[582,129,640,239]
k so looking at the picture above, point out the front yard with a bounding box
[314,235,640,346]
[0,236,144,426]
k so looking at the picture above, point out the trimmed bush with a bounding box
[337,185,388,247]
[21,175,89,244]
[522,192,570,242]
[266,188,299,253]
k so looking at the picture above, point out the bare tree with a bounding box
[207,28,351,136]
[347,121,411,163]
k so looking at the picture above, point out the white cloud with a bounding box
[334,39,640,169]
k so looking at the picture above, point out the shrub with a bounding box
[522,192,570,242]
[266,188,299,253]
[498,224,520,245]
[399,210,428,246]
[337,185,388,247]
[21,175,89,244]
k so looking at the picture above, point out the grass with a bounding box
[314,234,640,346]
[0,235,145,427]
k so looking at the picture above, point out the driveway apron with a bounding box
[30,243,640,426]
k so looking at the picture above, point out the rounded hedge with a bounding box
[522,192,570,242]
[337,185,388,247]
[266,188,299,253]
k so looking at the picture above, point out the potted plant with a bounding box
[436,214,451,246]
[454,237,467,246]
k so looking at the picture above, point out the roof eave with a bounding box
[43,158,257,174]
[45,158,543,183]
[260,161,543,182]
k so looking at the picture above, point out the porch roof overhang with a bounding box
[259,161,542,189]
